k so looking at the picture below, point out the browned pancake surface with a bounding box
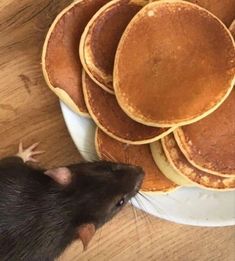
[175,89,235,176]
[162,134,235,189]
[187,0,235,27]
[96,128,177,192]
[44,0,109,114]
[83,73,171,144]
[114,1,235,127]
[83,0,144,90]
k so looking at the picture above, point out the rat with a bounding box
[0,142,144,261]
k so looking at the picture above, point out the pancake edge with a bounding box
[79,1,116,94]
[162,135,235,190]
[174,128,235,177]
[150,141,193,186]
[83,71,175,144]
[79,0,150,94]
[42,0,90,117]
[113,0,235,127]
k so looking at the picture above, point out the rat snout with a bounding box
[127,164,145,191]
[110,162,145,191]
[135,167,145,190]
[130,165,145,178]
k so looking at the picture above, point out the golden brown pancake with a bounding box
[187,0,235,27]
[114,1,235,127]
[162,134,235,190]
[95,128,178,193]
[150,141,193,186]
[80,0,148,93]
[83,72,173,144]
[174,89,235,177]
[42,0,109,116]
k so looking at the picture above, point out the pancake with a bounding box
[174,88,235,177]
[80,0,148,93]
[114,1,235,127]
[150,141,193,186]
[161,134,235,190]
[187,0,235,27]
[42,0,109,116]
[95,128,178,193]
[83,72,173,144]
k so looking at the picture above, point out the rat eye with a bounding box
[116,197,125,207]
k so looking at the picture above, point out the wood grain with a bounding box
[0,1,234,260]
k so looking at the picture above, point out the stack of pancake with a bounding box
[42,0,235,194]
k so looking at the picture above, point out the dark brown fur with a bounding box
[0,156,144,261]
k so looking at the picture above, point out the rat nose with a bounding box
[128,165,145,186]
[134,171,144,192]
[130,165,145,177]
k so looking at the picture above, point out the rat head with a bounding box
[68,161,144,225]
[45,161,144,249]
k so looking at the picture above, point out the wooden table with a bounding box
[0,1,234,260]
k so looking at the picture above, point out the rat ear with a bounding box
[44,167,72,186]
[76,223,96,251]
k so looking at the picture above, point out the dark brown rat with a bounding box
[0,143,144,261]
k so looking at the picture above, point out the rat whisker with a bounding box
[134,195,153,223]
[130,200,141,243]
[137,192,166,214]
[133,199,157,248]
[136,192,172,223]
[132,198,148,221]
[133,197,154,244]
[135,194,157,219]
[132,196,147,217]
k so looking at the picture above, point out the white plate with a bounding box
[60,102,235,227]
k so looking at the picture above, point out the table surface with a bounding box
[0,1,234,260]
